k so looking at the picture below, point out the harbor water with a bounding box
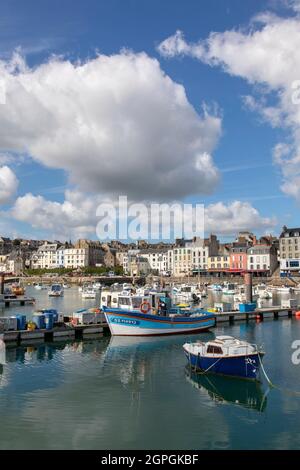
[1,286,300,449]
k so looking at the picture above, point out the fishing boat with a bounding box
[11,283,25,296]
[209,284,223,292]
[34,283,47,290]
[276,286,293,294]
[82,287,97,299]
[103,305,216,336]
[92,282,102,290]
[172,284,202,304]
[48,284,64,297]
[183,336,264,380]
[222,282,237,296]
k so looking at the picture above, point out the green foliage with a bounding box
[25,266,124,276]
[25,267,72,275]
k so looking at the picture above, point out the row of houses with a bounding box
[2,226,300,277]
[122,232,279,277]
[0,239,119,274]
[30,240,117,270]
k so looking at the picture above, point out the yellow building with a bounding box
[208,254,230,271]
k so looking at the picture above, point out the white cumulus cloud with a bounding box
[11,190,276,239]
[0,50,221,202]
[204,201,276,234]
[10,190,106,239]
[158,12,300,203]
[0,165,18,204]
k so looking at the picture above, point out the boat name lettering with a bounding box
[111,318,140,326]
[245,357,256,365]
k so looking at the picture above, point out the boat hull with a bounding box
[184,347,262,380]
[103,308,216,336]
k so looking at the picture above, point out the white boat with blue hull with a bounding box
[183,336,264,380]
[103,307,216,336]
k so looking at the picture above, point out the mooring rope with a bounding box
[196,352,222,374]
[189,342,300,397]
[256,345,300,397]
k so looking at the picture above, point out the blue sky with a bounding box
[0,0,299,241]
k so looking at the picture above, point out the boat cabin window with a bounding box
[207,345,223,354]
[132,296,143,308]
[112,298,117,303]
[181,286,192,292]
[118,297,131,306]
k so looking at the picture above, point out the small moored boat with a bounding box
[48,284,64,297]
[183,336,264,380]
[82,287,97,299]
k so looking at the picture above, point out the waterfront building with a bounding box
[229,242,249,274]
[115,250,127,268]
[123,249,140,274]
[168,247,193,277]
[5,252,24,275]
[208,247,230,274]
[31,242,60,269]
[138,249,169,275]
[101,244,117,268]
[247,244,278,276]
[0,237,12,255]
[63,248,89,269]
[75,239,105,266]
[128,255,151,277]
[279,226,300,276]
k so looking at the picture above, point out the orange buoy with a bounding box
[295,311,300,318]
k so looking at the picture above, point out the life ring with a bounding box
[140,301,151,314]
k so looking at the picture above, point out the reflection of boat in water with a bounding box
[186,368,268,412]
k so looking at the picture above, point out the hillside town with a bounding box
[0,225,298,278]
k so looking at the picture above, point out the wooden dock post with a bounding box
[244,272,253,303]
[0,274,4,295]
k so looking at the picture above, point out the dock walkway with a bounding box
[0,306,298,346]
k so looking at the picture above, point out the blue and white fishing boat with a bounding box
[183,336,264,380]
[48,284,64,297]
[103,306,216,336]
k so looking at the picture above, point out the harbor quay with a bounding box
[1,306,297,346]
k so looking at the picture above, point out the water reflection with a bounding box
[186,368,268,412]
